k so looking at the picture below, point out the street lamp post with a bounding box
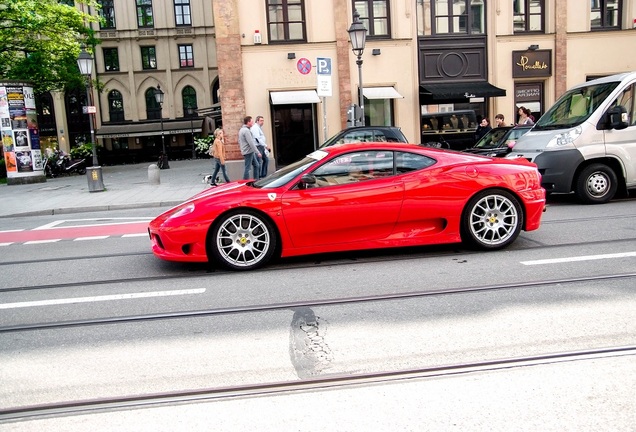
[186,107,196,159]
[348,9,367,126]
[77,46,104,192]
[154,85,169,169]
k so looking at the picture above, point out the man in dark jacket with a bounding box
[475,118,492,143]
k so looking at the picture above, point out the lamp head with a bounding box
[154,85,164,105]
[348,10,367,57]
[77,46,93,76]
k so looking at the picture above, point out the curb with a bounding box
[0,201,183,219]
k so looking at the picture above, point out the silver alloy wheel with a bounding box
[585,171,610,198]
[216,213,271,268]
[468,194,519,246]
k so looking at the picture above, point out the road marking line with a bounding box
[0,242,14,247]
[0,229,25,234]
[521,251,636,266]
[0,288,207,310]
[34,218,153,230]
[122,233,149,238]
[24,239,61,245]
[74,236,110,241]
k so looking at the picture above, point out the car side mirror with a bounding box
[299,174,317,189]
[607,105,629,130]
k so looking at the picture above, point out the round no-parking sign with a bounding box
[297,58,312,75]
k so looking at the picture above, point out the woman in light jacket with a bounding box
[209,128,230,185]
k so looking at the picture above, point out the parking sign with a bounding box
[317,58,331,75]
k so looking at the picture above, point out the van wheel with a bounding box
[575,164,617,204]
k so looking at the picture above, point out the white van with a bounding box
[507,72,636,204]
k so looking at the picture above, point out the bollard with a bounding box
[148,163,160,185]
[86,166,105,192]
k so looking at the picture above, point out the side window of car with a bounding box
[395,151,435,174]
[343,131,374,143]
[311,151,394,187]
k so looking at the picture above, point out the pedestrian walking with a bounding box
[208,128,230,186]
[238,116,261,180]
[251,115,271,178]
[494,113,506,127]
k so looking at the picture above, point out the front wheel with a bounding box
[208,210,277,271]
[575,163,617,204]
[462,190,523,250]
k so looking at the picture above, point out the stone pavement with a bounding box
[0,159,258,218]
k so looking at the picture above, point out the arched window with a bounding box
[108,90,125,122]
[145,87,162,120]
[212,78,220,104]
[182,86,197,117]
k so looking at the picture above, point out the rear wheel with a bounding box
[462,190,523,250]
[208,210,277,271]
[575,163,617,204]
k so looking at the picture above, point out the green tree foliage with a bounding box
[0,0,99,93]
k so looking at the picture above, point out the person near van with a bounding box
[208,128,230,186]
[251,115,271,178]
[238,116,261,180]
[475,118,492,142]
[517,107,534,125]
[494,114,506,127]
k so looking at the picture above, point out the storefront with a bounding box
[512,49,552,123]
[96,119,201,165]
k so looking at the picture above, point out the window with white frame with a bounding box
[175,0,191,26]
[352,0,390,37]
[591,0,621,29]
[266,0,306,42]
[513,0,543,33]
[178,44,194,68]
[431,0,484,35]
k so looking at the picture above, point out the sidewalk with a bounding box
[0,159,251,218]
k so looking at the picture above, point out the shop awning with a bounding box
[96,120,201,139]
[363,87,403,99]
[270,90,321,105]
[419,82,506,100]
[196,104,221,117]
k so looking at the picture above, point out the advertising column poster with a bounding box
[1,81,45,185]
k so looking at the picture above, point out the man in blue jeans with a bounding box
[238,116,262,180]
[251,115,270,178]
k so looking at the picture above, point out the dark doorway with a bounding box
[271,104,317,168]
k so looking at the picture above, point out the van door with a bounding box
[604,82,636,187]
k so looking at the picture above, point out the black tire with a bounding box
[575,163,617,204]
[77,167,87,175]
[461,189,523,250]
[208,209,277,271]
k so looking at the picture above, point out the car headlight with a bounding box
[546,126,582,148]
[168,203,195,220]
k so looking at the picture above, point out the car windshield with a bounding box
[473,128,510,149]
[534,81,619,130]
[253,150,329,188]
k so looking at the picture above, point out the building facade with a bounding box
[39,0,636,167]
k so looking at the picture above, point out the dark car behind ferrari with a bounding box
[319,126,408,148]
[463,125,532,157]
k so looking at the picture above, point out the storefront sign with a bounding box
[512,50,552,78]
[515,84,542,101]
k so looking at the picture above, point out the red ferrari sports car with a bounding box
[149,143,545,270]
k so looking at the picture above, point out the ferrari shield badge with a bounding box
[268,193,277,201]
